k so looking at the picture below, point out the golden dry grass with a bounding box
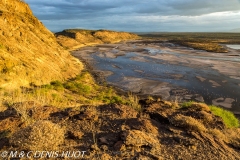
[127,92,142,112]
[0,0,83,89]
[208,128,227,142]
[224,128,240,148]
[170,114,207,132]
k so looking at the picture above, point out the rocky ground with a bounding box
[0,100,240,159]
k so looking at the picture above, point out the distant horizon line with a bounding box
[50,28,240,34]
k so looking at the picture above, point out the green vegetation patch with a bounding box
[0,43,4,49]
[181,101,195,108]
[209,105,239,128]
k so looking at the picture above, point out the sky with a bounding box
[24,0,240,32]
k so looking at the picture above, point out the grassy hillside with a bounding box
[55,29,140,50]
[0,0,83,89]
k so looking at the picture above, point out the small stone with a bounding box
[114,141,126,151]
[99,137,108,144]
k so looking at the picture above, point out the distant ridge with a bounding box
[55,29,140,50]
[229,28,240,33]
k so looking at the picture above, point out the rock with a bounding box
[99,137,109,144]
[73,111,98,121]
[114,141,126,151]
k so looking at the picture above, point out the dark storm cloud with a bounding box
[25,0,240,32]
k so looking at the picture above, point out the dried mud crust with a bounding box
[0,101,240,159]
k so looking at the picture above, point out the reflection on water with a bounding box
[227,45,240,50]
[91,53,240,113]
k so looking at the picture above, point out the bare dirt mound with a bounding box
[0,0,83,89]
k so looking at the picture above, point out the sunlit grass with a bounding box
[209,105,239,128]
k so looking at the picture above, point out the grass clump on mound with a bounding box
[181,101,195,108]
[10,120,65,151]
[209,105,239,128]
[170,114,207,132]
[181,101,239,128]
[181,101,210,111]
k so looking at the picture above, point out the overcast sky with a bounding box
[25,0,240,32]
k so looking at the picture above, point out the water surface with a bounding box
[73,41,240,113]
[227,45,240,50]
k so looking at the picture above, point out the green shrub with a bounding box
[63,81,91,94]
[111,96,124,104]
[50,80,64,91]
[181,101,195,108]
[42,84,53,90]
[209,105,239,128]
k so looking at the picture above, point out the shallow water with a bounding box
[227,45,240,50]
[73,41,240,113]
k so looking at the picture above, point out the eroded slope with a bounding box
[0,0,83,88]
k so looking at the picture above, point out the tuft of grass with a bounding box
[181,101,210,112]
[0,44,5,49]
[11,102,35,125]
[126,92,141,112]
[170,114,207,132]
[181,101,195,108]
[50,80,64,91]
[209,105,239,128]
[63,81,91,94]
[208,128,227,142]
[224,128,240,148]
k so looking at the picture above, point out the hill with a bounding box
[0,0,83,89]
[230,28,240,33]
[55,29,140,50]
